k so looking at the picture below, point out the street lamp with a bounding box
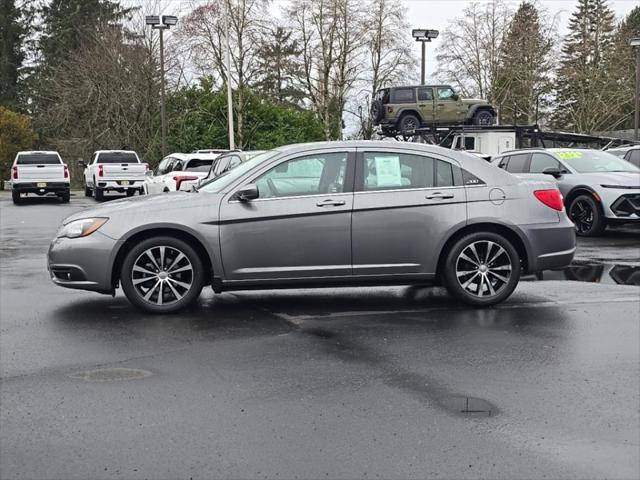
[630,38,640,141]
[146,15,178,158]
[412,29,439,85]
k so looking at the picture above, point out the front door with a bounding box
[351,148,467,277]
[219,149,355,282]
[435,86,464,123]
[417,87,434,124]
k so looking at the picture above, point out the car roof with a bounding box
[166,152,222,161]
[380,85,452,91]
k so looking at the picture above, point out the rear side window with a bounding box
[185,159,214,172]
[97,152,139,164]
[392,88,416,104]
[435,160,454,187]
[16,153,61,165]
[504,153,529,173]
[362,152,434,190]
[529,153,561,173]
[417,88,433,101]
[375,89,390,103]
[627,149,640,167]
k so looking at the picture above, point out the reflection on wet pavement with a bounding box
[529,262,640,286]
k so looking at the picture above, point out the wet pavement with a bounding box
[1,192,639,479]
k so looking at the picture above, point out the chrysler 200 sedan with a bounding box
[48,141,576,313]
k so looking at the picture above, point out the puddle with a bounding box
[68,367,152,382]
[526,262,640,286]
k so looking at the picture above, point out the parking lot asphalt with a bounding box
[1,191,639,480]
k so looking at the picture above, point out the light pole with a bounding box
[224,4,235,150]
[412,29,439,85]
[631,38,640,141]
[146,15,178,158]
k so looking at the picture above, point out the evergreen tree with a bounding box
[254,25,306,107]
[38,0,131,73]
[552,0,617,133]
[610,6,640,131]
[494,2,555,125]
[0,0,27,107]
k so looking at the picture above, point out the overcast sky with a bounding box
[402,0,638,77]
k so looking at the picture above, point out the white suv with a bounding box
[143,152,223,194]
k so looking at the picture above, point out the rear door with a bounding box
[218,148,355,281]
[351,147,467,277]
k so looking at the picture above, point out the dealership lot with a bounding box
[1,192,639,479]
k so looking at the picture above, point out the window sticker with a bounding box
[374,155,402,187]
[556,151,582,160]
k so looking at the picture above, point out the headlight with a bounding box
[57,218,108,238]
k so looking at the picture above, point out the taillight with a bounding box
[173,175,199,190]
[98,164,104,177]
[144,163,150,172]
[534,189,564,211]
[63,165,69,179]
[12,166,18,180]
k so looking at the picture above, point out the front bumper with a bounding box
[47,231,120,294]
[13,182,70,195]
[599,188,640,221]
[520,215,576,273]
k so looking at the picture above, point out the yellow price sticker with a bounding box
[557,151,582,160]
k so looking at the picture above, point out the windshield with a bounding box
[97,152,139,164]
[556,150,640,173]
[16,153,61,165]
[607,150,627,158]
[199,150,280,193]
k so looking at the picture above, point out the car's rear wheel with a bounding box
[11,191,21,205]
[370,100,384,124]
[568,195,606,237]
[398,113,420,132]
[442,232,521,306]
[120,236,205,313]
[473,110,495,126]
[94,183,104,201]
[60,191,70,203]
[126,189,135,197]
[84,185,92,197]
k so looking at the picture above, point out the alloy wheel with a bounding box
[455,240,513,298]
[569,199,594,234]
[131,246,194,306]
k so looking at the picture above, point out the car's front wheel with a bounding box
[120,236,205,313]
[568,195,606,237]
[442,232,521,306]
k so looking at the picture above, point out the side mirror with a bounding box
[234,183,259,202]
[78,160,85,168]
[542,167,563,178]
[451,93,460,101]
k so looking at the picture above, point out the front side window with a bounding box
[393,88,416,103]
[505,154,529,173]
[627,149,640,167]
[435,159,454,187]
[437,87,455,100]
[363,152,435,191]
[156,157,175,175]
[255,152,348,199]
[184,159,214,172]
[529,153,561,173]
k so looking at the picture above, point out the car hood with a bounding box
[580,171,640,187]
[62,192,219,224]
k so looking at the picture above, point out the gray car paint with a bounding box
[48,141,576,295]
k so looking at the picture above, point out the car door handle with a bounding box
[436,103,445,107]
[426,192,454,200]
[316,199,346,207]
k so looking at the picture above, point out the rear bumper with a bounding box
[520,216,576,273]
[96,179,144,191]
[13,182,69,194]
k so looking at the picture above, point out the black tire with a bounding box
[126,189,135,197]
[60,191,70,203]
[11,190,21,205]
[397,113,420,132]
[442,232,521,307]
[568,194,606,237]
[370,99,384,124]
[94,187,104,201]
[473,110,495,126]
[120,236,205,314]
[84,185,92,197]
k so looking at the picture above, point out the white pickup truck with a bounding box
[82,150,148,200]
[10,151,70,205]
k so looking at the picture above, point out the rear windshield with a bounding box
[97,152,139,164]
[375,88,390,104]
[185,159,214,172]
[16,153,61,165]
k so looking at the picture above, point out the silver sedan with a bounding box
[48,141,576,313]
